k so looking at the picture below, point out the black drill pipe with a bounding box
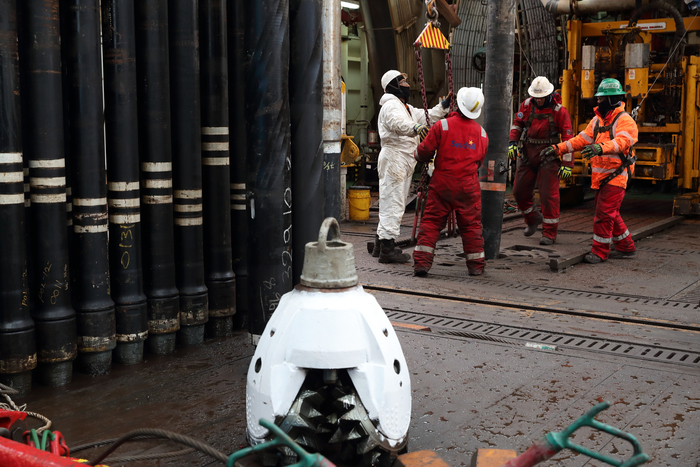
[135,0,181,355]
[244,0,293,337]
[479,0,514,259]
[169,0,208,346]
[0,0,36,395]
[17,0,77,387]
[58,0,74,263]
[62,0,117,376]
[289,0,324,285]
[200,0,236,336]
[227,0,248,331]
[102,0,149,365]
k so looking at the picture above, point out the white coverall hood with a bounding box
[376,93,448,240]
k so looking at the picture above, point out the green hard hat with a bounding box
[594,78,626,97]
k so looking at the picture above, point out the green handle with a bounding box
[545,401,649,467]
[227,419,333,467]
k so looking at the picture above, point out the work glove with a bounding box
[414,124,429,141]
[440,92,453,109]
[540,145,557,158]
[558,166,572,180]
[581,143,603,159]
[508,142,519,161]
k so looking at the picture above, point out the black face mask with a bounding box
[597,95,623,117]
[534,94,553,109]
[386,77,410,101]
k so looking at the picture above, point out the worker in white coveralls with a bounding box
[372,69,451,263]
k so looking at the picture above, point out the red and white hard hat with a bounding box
[528,76,554,98]
[381,70,407,91]
[457,87,484,119]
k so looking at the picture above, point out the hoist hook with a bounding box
[425,0,438,21]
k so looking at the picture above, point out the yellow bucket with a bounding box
[348,186,371,221]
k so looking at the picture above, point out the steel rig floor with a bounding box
[15,194,700,467]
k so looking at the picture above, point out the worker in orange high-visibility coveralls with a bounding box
[541,78,637,263]
[413,87,488,276]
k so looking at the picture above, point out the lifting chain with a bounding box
[445,51,455,112]
[414,46,431,197]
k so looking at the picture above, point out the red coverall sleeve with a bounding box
[415,122,442,162]
[509,101,528,142]
[556,106,575,168]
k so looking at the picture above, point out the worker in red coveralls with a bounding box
[413,87,488,277]
[541,78,637,263]
[508,76,574,245]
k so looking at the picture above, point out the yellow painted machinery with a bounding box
[560,6,700,213]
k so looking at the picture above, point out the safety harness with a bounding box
[519,103,562,168]
[592,111,637,189]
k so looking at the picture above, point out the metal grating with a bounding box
[357,265,700,309]
[386,310,700,367]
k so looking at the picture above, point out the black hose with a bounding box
[627,1,686,61]
[87,428,228,465]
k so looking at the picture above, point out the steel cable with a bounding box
[88,428,229,465]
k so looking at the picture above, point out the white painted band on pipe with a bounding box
[67,219,73,226]
[31,193,66,203]
[0,172,24,183]
[201,127,229,135]
[24,183,29,192]
[77,335,115,349]
[109,181,140,191]
[116,331,149,342]
[232,205,246,210]
[24,199,30,207]
[0,153,22,163]
[66,204,72,212]
[231,194,246,201]
[202,157,229,166]
[23,168,28,175]
[143,179,172,189]
[141,162,172,172]
[174,204,203,212]
[0,194,26,205]
[110,213,141,223]
[175,217,203,226]
[109,198,140,208]
[202,142,229,151]
[29,159,65,168]
[73,197,107,206]
[230,183,246,189]
[174,189,202,199]
[66,187,71,196]
[142,195,172,204]
[74,224,109,233]
[30,177,66,187]
[323,141,342,153]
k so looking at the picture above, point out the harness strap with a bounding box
[593,112,635,189]
[523,107,559,145]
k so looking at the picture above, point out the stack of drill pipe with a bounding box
[0,0,37,395]
[289,0,325,285]
[17,0,78,387]
[244,0,293,337]
[169,0,209,346]
[227,0,249,331]
[135,0,181,354]
[200,0,236,337]
[102,0,149,364]
[62,0,117,376]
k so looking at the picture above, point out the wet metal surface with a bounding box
[10,197,700,466]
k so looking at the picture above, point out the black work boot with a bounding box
[524,212,543,237]
[608,250,636,259]
[378,239,411,264]
[371,235,380,258]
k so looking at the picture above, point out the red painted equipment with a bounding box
[0,436,89,467]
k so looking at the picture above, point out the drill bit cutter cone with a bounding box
[246,218,410,467]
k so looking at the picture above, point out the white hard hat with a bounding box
[381,70,407,91]
[528,76,554,98]
[457,87,484,119]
